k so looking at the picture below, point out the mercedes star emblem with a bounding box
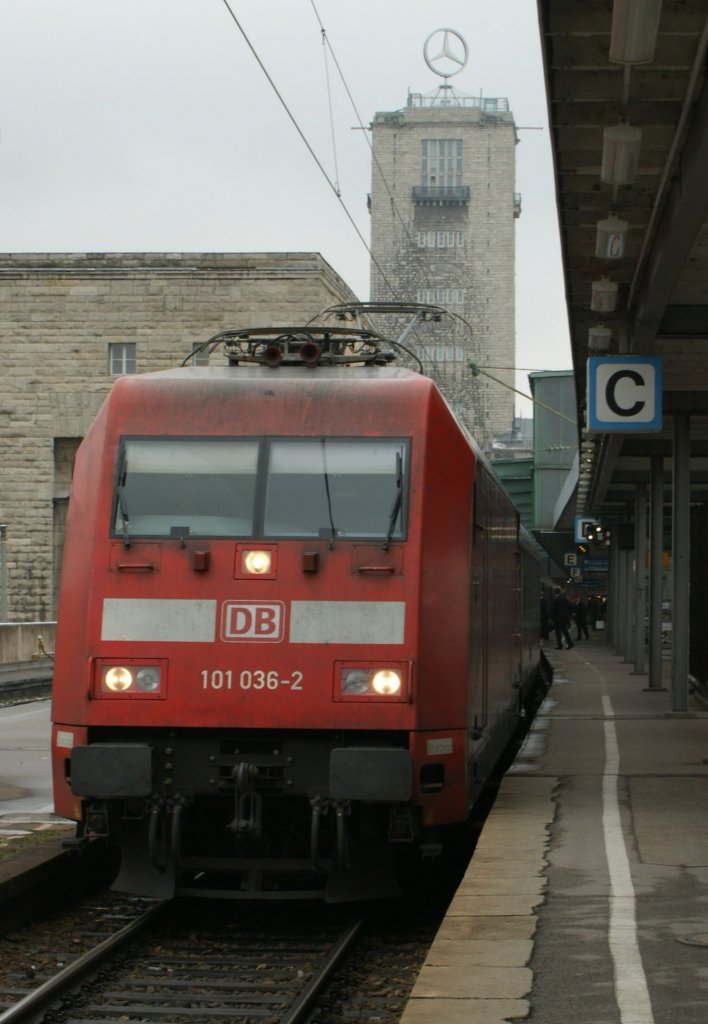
[423,28,469,79]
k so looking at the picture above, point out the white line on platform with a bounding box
[602,694,655,1024]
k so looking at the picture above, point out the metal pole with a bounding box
[671,413,690,712]
[648,455,665,690]
[607,532,618,646]
[624,547,635,661]
[633,485,648,675]
[0,525,7,622]
[617,548,627,657]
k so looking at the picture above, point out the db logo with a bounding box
[221,601,284,643]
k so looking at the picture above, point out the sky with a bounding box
[0,0,572,415]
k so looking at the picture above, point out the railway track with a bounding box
[0,893,434,1024]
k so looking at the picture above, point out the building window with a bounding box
[109,342,136,375]
[424,343,465,363]
[417,288,466,305]
[421,140,462,187]
[416,231,465,249]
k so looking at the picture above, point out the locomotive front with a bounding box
[50,326,474,900]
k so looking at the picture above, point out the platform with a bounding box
[402,637,708,1024]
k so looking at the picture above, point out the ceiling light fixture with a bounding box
[588,325,612,351]
[591,276,619,313]
[601,122,642,185]
[595,214,628,259]
[610,0,662,65]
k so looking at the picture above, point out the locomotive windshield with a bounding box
[113,437,408,541]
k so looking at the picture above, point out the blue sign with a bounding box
[575,515,599,544]
[582,559,609,571]
[587,357,662,432]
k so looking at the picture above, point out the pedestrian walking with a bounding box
[551,586,574,650]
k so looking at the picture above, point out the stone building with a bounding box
[369,88,520,447]
[0,252,356,621]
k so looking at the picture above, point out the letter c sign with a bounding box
[587,357,662,432]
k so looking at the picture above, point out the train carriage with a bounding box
[51,319,544,900]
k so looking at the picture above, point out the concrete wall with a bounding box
[0,252,357,620]
[0,622,56,664]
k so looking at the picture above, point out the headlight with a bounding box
[99,663,164,697]
[235,544,277,579]
[104,666,133,692]
[136,667,161,692]
[243,549,272,575]
[341,670,371,695]
[338,665,408,702]
[372,669,402,696]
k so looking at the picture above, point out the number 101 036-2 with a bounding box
[201,669,303,691]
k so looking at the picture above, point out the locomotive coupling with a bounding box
[228,762,262,838]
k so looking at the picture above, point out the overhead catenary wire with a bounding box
[308,0,456,388]
[467,361,576,427]
[319,26,341,196]
[308,0,429,292]
[220,0,452,391]
[217,0,398,304]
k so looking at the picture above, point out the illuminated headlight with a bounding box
[100,664,163,696]
[372,669,401,696]
[339,666,407,701]
[104,666,133,692]
[243,550,272,575]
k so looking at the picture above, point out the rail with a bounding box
[0,902,369,1024]
[0,903,166,1024]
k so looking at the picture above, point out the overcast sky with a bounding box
[0,0,571,414]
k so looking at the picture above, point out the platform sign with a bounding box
[587,357,662,432]
[564,553,578,567]
[582,558,609,571]
[575,515,599,544]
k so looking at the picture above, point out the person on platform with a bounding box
[551,586,574,650]
[573,597,590,640]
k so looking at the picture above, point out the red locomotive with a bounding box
[51,309,545,900]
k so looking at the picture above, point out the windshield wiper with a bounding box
[384,450,403,550]
[117,484,131,549]
[321,438,337,548]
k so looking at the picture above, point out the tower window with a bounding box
[417,288,466,305]
[421,139,463,187]
[417,231,465,249]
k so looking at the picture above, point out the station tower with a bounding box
[369,29,520,447]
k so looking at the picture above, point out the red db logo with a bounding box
[221,602,284,642]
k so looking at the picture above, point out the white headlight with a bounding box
[243,549,272,575]
[372,669,402,696]
[104,666,133,692]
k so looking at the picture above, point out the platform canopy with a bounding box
[537,0,708,520]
